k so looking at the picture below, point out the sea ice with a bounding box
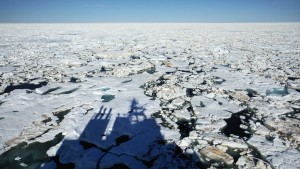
[0,23,299,168]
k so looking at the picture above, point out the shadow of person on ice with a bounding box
[41,98,203,169]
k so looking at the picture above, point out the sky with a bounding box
[0,0,299,23]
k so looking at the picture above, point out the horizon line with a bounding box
[1,21,300,24]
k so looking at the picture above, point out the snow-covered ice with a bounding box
[0,23,299,169]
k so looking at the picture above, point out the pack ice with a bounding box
[0,23,299,169]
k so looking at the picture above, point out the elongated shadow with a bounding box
[42,98,202,169]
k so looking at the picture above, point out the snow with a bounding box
[0,23,299,168]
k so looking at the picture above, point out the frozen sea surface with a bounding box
[0,23,300,169]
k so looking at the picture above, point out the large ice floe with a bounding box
[0,23,300,169]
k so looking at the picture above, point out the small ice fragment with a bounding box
[15,156,21,161]
[20,163,28,167]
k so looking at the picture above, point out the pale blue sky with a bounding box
[0,0,299,22]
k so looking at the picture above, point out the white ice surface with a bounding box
[0,23,299,168]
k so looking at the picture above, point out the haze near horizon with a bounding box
[0,0,299,23]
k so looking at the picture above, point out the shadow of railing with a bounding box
[42,98,202,169]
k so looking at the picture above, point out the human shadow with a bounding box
[42,98,203,169]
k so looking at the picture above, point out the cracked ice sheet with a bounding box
[0,73,163,154]
[210,65,280,95]
[191,95,242,119]
[41,75,181,168]
[247,135,300,169]
[1,23,300,168]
